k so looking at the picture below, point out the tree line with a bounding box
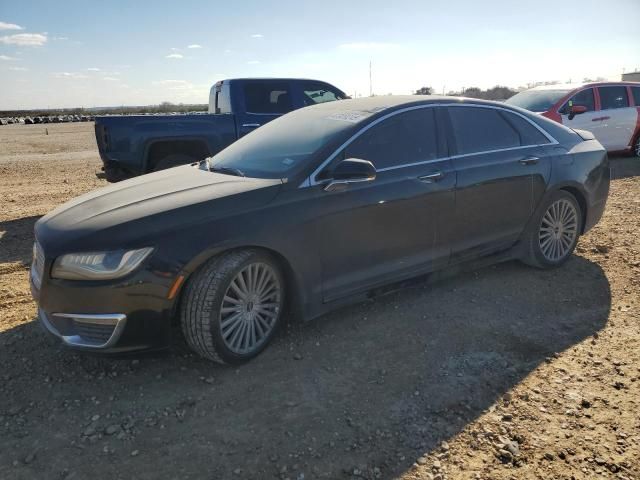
[415,85,518,101]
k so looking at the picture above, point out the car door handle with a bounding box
[592,116,610,122]
[418,171,445,182]
[242,123,261,128]
[519,156,539,166]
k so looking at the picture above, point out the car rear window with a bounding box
[599,86,629,110]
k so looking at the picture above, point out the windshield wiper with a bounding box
[205,158,245,177]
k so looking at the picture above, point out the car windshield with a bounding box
[209,104,375,179]
[505,89,571,112]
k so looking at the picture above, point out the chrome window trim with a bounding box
[299,102,559,188]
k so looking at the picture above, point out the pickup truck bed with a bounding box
[95,114,237,180]
[95,78,347,181]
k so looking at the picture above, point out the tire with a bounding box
[153,154,195,171]
[521,190,583,269]
[103,166,129,183]
[180,249,285,364]
[633,134,640,158]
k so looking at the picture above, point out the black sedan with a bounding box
[31,96,610,364]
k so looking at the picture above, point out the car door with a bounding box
[596,85,636,150]
[559,87,601,134]
[237,80,293,137]
[445,105,553,262]
[313,107,456,302]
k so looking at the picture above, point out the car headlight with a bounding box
[51,247,154,280]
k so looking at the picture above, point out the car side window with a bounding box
[631,87,640,106]
[342,108,439,170]
[302,83,345,106]
[500,111,550,146]
[559,88,595,114]
[244,82,292,114]
[599,86,629,110]
[447,107,520,154]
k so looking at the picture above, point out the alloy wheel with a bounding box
[538,199,578,262]
[219,262,281,355]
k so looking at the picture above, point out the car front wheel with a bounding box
[180,249,285,364]
[522,191,582,268]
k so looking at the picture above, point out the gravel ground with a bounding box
[0,122,638,480]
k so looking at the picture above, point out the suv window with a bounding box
[599,86,629,110]
[631,87,640,106]
[302,83,344,106]
[559,88,595,114]
[244,82,292,114]
[343,108,438,170]
[448,106,520,154]
[500,110,550,145]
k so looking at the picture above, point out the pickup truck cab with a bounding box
[95,78,348,181]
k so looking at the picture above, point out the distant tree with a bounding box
[414,86,433,95]
[461,87,482,98]
[442,85,517,101]
[484,85,518,100]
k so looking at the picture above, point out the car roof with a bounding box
[300,94,510,113]
[529,81,640,91]
[224,77,340,84]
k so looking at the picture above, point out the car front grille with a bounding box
[31,242,45,289]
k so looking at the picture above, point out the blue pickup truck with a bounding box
[94,78,348,181]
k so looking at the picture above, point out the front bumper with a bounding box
[38,310,128,349]
[30,263,176,354]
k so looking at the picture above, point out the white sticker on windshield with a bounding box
[326,111,368,123]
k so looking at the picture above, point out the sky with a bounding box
[0,0,639,110]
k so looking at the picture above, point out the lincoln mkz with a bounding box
[31,96,610,364]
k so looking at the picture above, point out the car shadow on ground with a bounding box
[610,155,640,179]
[0,215,39,265]
[0,254,611,479]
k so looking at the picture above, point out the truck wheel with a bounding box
[180,249,285,364]
[521,190,582,269]
[103,166,129,183]
[153,154,195,171]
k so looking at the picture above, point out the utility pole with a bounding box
[369,60,372,97]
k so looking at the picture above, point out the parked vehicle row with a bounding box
[0,114,95,126]
[94,78,348,182]
[506,81,640,156]
[31,95,610,364]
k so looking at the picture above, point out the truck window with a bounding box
[302,82,344,106]
[244,82,292,114]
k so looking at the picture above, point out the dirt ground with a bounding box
[0,122,638,480]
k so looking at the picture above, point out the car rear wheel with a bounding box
[180,249,285,364]
[634,135,640,158]
[521,191,582,268]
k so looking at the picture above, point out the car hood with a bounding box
[36,165,282,253]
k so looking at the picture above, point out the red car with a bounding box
[506,81,640,156]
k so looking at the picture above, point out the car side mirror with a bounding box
[324,158,376,192]
[568,105,587,120]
